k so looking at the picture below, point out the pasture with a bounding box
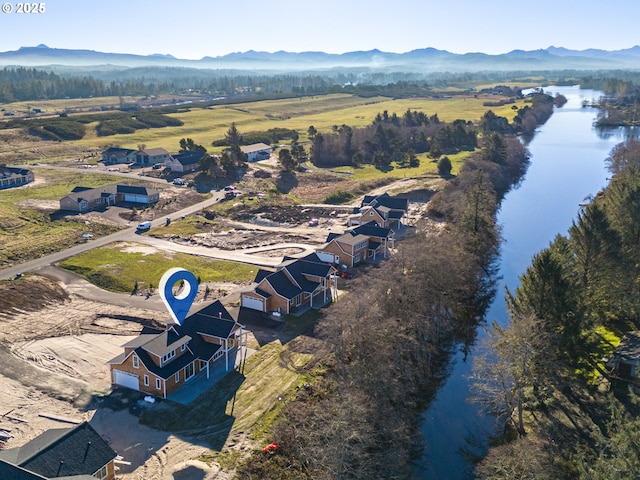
[68,93,526,151]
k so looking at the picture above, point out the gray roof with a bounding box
[240,143,271,154]
[334,233,369,246]
[614,331,640,361]
[0,422,115,479]
[138,148,170,156]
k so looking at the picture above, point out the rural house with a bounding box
[241,253,338,314]
[348,192,409,229]
[240,143,271,162]
[0,166,34,190]
[59,184,159,212]
[101,147,137,165]
[0,422,117,480]
[606,331,640,386]
[135,147,172,166]
[167,151,205,173]
[108,300,247,399]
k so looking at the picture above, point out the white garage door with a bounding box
[123,194,147,203]
[113,370,139,391]
[242,295,265,311]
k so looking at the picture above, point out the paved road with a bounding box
[0,182,325,280]
[0,190,227,280]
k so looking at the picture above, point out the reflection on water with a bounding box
[415,86,620,479]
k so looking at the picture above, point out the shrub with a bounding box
[42,121,86,140]
[324,190,354,204]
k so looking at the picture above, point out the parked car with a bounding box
[308,218,319,227]
[136,221,152,231]
[173,178,185,185]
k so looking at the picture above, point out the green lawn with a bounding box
[58,242,257,293]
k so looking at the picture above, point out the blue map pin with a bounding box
[159,267,199,325]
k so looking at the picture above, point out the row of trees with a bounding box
[238,116,540,478]
[309,110,472,169]
[473,140,640,478]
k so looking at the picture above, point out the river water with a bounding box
[415,86,626,479]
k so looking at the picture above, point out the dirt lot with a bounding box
[0,275,255,479]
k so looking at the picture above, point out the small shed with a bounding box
[607,331,640,380]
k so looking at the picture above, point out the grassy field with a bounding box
[70,93,527,151]
[58,242,257,292]
[0,168,124,268]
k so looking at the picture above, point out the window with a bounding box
[94,464,108,479]
[162,350,175,364]
[175,372,180,383]
[156,378,162,390]
[185,363,194,380]
[132,355,139,369]
[181,343,186,352]
[144,375,149,386]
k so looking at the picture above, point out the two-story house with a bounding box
[108,301,245,398]
[348,193,409,229]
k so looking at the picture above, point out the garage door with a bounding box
[242,295,264,311]
[123,194,147,203]
[113,370,139,391]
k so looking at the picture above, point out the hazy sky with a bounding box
[1,0,639,59]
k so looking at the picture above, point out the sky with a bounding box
[1,0,640,59]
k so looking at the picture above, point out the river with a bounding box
[415,85,627,479]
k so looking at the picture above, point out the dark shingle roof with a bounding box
[0,422,115,479]
[0,459,48,480]
[135,346,197,379]
[253,268,275,284]
[173,151,205,166]
[348,223,392,238]
[264,270,303,300]
[362,192,408,211]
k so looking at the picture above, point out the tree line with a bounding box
[236,95,563,479]
[473,139,640,478]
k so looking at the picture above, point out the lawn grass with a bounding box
[58,242,257,292]
[333,150,470,179]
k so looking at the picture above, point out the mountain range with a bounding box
[2,44,640,73]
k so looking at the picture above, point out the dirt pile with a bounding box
[0,275,69,316]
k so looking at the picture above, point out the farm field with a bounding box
[68,92,526,151]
